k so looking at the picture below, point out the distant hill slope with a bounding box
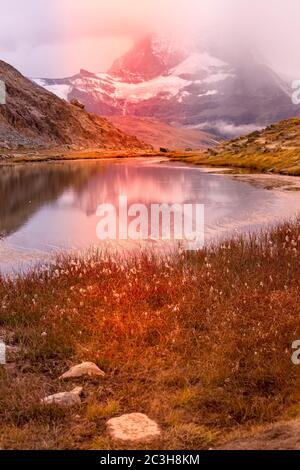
[210,117,300,155]
[109,116,218,150]
[177,117,300,175]
[0,60,149,150]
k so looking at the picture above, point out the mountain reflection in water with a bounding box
[0,158,300,271]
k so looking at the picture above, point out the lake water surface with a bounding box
[1,158,300,272]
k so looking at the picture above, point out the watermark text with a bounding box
[0,80,6,104]
[292,340,300,365]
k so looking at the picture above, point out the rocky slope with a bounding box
[205,116,300,163]
[34,35,300,139]
[0,60,149,150]
[0,162,105,237]
[109,116,218,150]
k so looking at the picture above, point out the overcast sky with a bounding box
[0,0,299,79]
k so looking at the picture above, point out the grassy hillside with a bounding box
[172,117,300,175]
[0,60,149,151]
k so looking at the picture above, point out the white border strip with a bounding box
[0,80,6,104]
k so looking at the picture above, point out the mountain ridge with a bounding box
[0,60,150,151]
[108,115,218,150]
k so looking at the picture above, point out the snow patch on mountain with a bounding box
[33,34,300,138]
[194,121,265,138]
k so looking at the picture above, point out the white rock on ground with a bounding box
[107,413,161,443]
[41,387,83,407]
[59,362,105,380]
[6,345,22,362]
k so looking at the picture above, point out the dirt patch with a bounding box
[219,419,300,450]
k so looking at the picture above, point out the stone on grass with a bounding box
[107,413,161,443]
[59,362,105,380]
[41,387,83,407]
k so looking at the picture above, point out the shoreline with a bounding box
[0,148,186,165]
[1,148,300,449]
[168,150,300,177]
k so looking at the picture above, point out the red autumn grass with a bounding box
[1,220,300,449]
